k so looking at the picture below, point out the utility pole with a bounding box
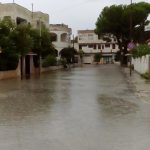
[129,0,133,41]
[13,0,14,3]
[72,34,74,49]
[39,17,42,76]
[31,3,33,19]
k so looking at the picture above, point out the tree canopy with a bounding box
[59,47,77,64]
[95,2,150,64]
[0,17,55,71]
[12,23,33,56]
[30,27,56,58]
[0,17,19,71]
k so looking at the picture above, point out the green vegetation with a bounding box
[42,55,57,67]
[59,47,77,64]
[0,17,19,70]
[132,44,150,58]
[141,72,150,80]
[95,2,150,65]
[0,17,55,71]
[94,53,102,63]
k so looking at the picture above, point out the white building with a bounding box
[77,30,119,64]
[145,22,150,32]
[49,24,72,55]
[0,3,49,28]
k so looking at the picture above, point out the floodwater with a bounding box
[0,64,150,150]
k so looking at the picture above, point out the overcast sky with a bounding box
[0,0,150,35]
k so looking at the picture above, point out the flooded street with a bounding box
[0,64,150,150]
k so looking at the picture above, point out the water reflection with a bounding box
[0,65,150,150]
[97,94,138,116]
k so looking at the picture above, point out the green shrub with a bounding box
[0,53,19,71]
[94,53,102,63]
[42,55,57,67]
[141,72,150,80]
[132,44,150,58]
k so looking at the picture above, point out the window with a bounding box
[98,34,101,40]
[16,17,27,25]
[105,44,110,48]
[61,33,68,42]
[50,32,57,42]
[79,45,82,49]
[112,44,116,49]
[88,44,93,48]
[98,44,101,49]
[114,38,117,42]
[88,34,93,40]
[79,35,86,40]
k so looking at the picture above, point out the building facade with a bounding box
[49,24,72,55]
[0,3,49,28]
[77,30,119,64]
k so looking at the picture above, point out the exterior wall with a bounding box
[32,12,49,28]
[41,66,63,73]
[50,24,72,55]
[145,22,150,31]
[132,55,150,74]
[0,3,31,23]
[83,55,94,64]
[0,3,49,28]
[78,30,118,53]
[0,61,20,80]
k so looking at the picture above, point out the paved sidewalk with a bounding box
[122,66,150,103]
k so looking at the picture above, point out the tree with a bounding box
[94,53,102,64]
[30,27,56,57]
[95,2,150,65]
[0,17,19,71]
[40,27,56,58]
[78,49,84,63]
[12,23,33,78]
[59,47,77,64]
[132,44,150,58]
[13,23,33,56]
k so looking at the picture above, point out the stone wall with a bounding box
[0,63,20,80]
[41,66,63,73]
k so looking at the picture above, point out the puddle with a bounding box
[97,95,138,115]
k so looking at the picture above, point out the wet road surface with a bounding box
[0,64,150,150]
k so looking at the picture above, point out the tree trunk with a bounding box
[116,36,128,66]
[21,55,25,80]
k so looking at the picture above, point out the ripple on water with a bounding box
[97,95,138,115]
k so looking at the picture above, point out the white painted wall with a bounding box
[132,55,150,74]
[52,31,71,53]
[50,24,72,55]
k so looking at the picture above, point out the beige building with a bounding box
[77,30,119,64]
[0,3,49,28]
[50,24,72,55]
